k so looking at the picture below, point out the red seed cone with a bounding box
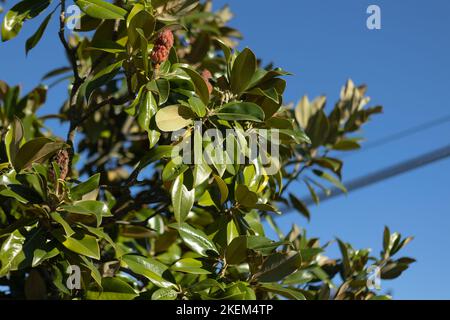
[155,29,174,49]
[150,44,170,65]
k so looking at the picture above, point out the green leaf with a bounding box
[169,223,219,257]
[215,102,265,122]
[25,11,53,55]
[85,60,123,101]
[259,283,306,300]
[193,160,212,187]
[87,277,138,300]
[235,185,258,208]
[151,288,178,300]
[333,139,361,151]
[14,137,66,171]
[61,200,112,227]
[171,258,211,274]
[53,230,100,260]
[155,105,193,132]
[171,174,195,224]
[162,157,188,182]
[31,241,59,267]
[70,173,100,201]
[226,235,287,265]
[137,145,174,172]
[225,236,248,265]
[121,254,175,288]
[76,0,127,20]
[87,40,125,53]
[138,91,158,132]
[50,212,75,237]
[306,109,330,148]
[5,117,24,164]
[1,0,51,42]
[278,128,311,144]
[128,11,155,53]
[189,278,225,293]
[0,228,26,275]
[147,79,170,105]
[181,67,210,105]
[230,48,257,94]
[254,252,302,282]
[336,238,351,278]
[213,174,228,205]
[313,169,347,193]
[188,96,206,117]
[304,180,319,205]
[289,193,310,221]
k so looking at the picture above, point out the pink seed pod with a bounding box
[155,29,174,49]
[150,44,170,65]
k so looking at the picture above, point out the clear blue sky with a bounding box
[1,0,450,299]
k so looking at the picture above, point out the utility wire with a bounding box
[341,114,450,157]
[285,143,450,211]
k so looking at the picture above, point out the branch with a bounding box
[58,0,85,150]
[72,94,132,129]
[58,0,81,84]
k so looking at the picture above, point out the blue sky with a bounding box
[1,0,450,299]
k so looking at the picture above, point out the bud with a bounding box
[150,44,170,65]
[48,149,70,182]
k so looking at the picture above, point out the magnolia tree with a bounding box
[0,0,414,300]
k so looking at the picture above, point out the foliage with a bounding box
[0,0,413,300]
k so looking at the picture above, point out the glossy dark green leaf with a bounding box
[254,252,302,282]
[235,185,258,208]
[306,109,329,148]
[213,174,228,205]
[181,67,210,105]
[87,277,138,300]
[171,174,195,223]
[162,157,188,182]
[289,193,310,221]
[87,40,125,53]
[25,11,53,54]
[76,0,127,20]
[333,139,361,151]
[170,223,219,257]
[5,116,24,164]
[0,228,27,275]
[1,0,50,42]
[138,91,158,132]
[61,200,112,227]
[312,169,347,193]
[121,254,175,288]
[151,288,178,300]
[188,96,206,117]
[259,283,306,300]
[230,48,257,94]
[70,173,100,201]
[53,229,100,260]
[215,102,265,122]
[171,258,211,274]
[50,212,75,237]
[14,137,66,171]
[85,60,123,101]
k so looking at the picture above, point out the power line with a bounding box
[286,143,450,210]
[341,114,450,157]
